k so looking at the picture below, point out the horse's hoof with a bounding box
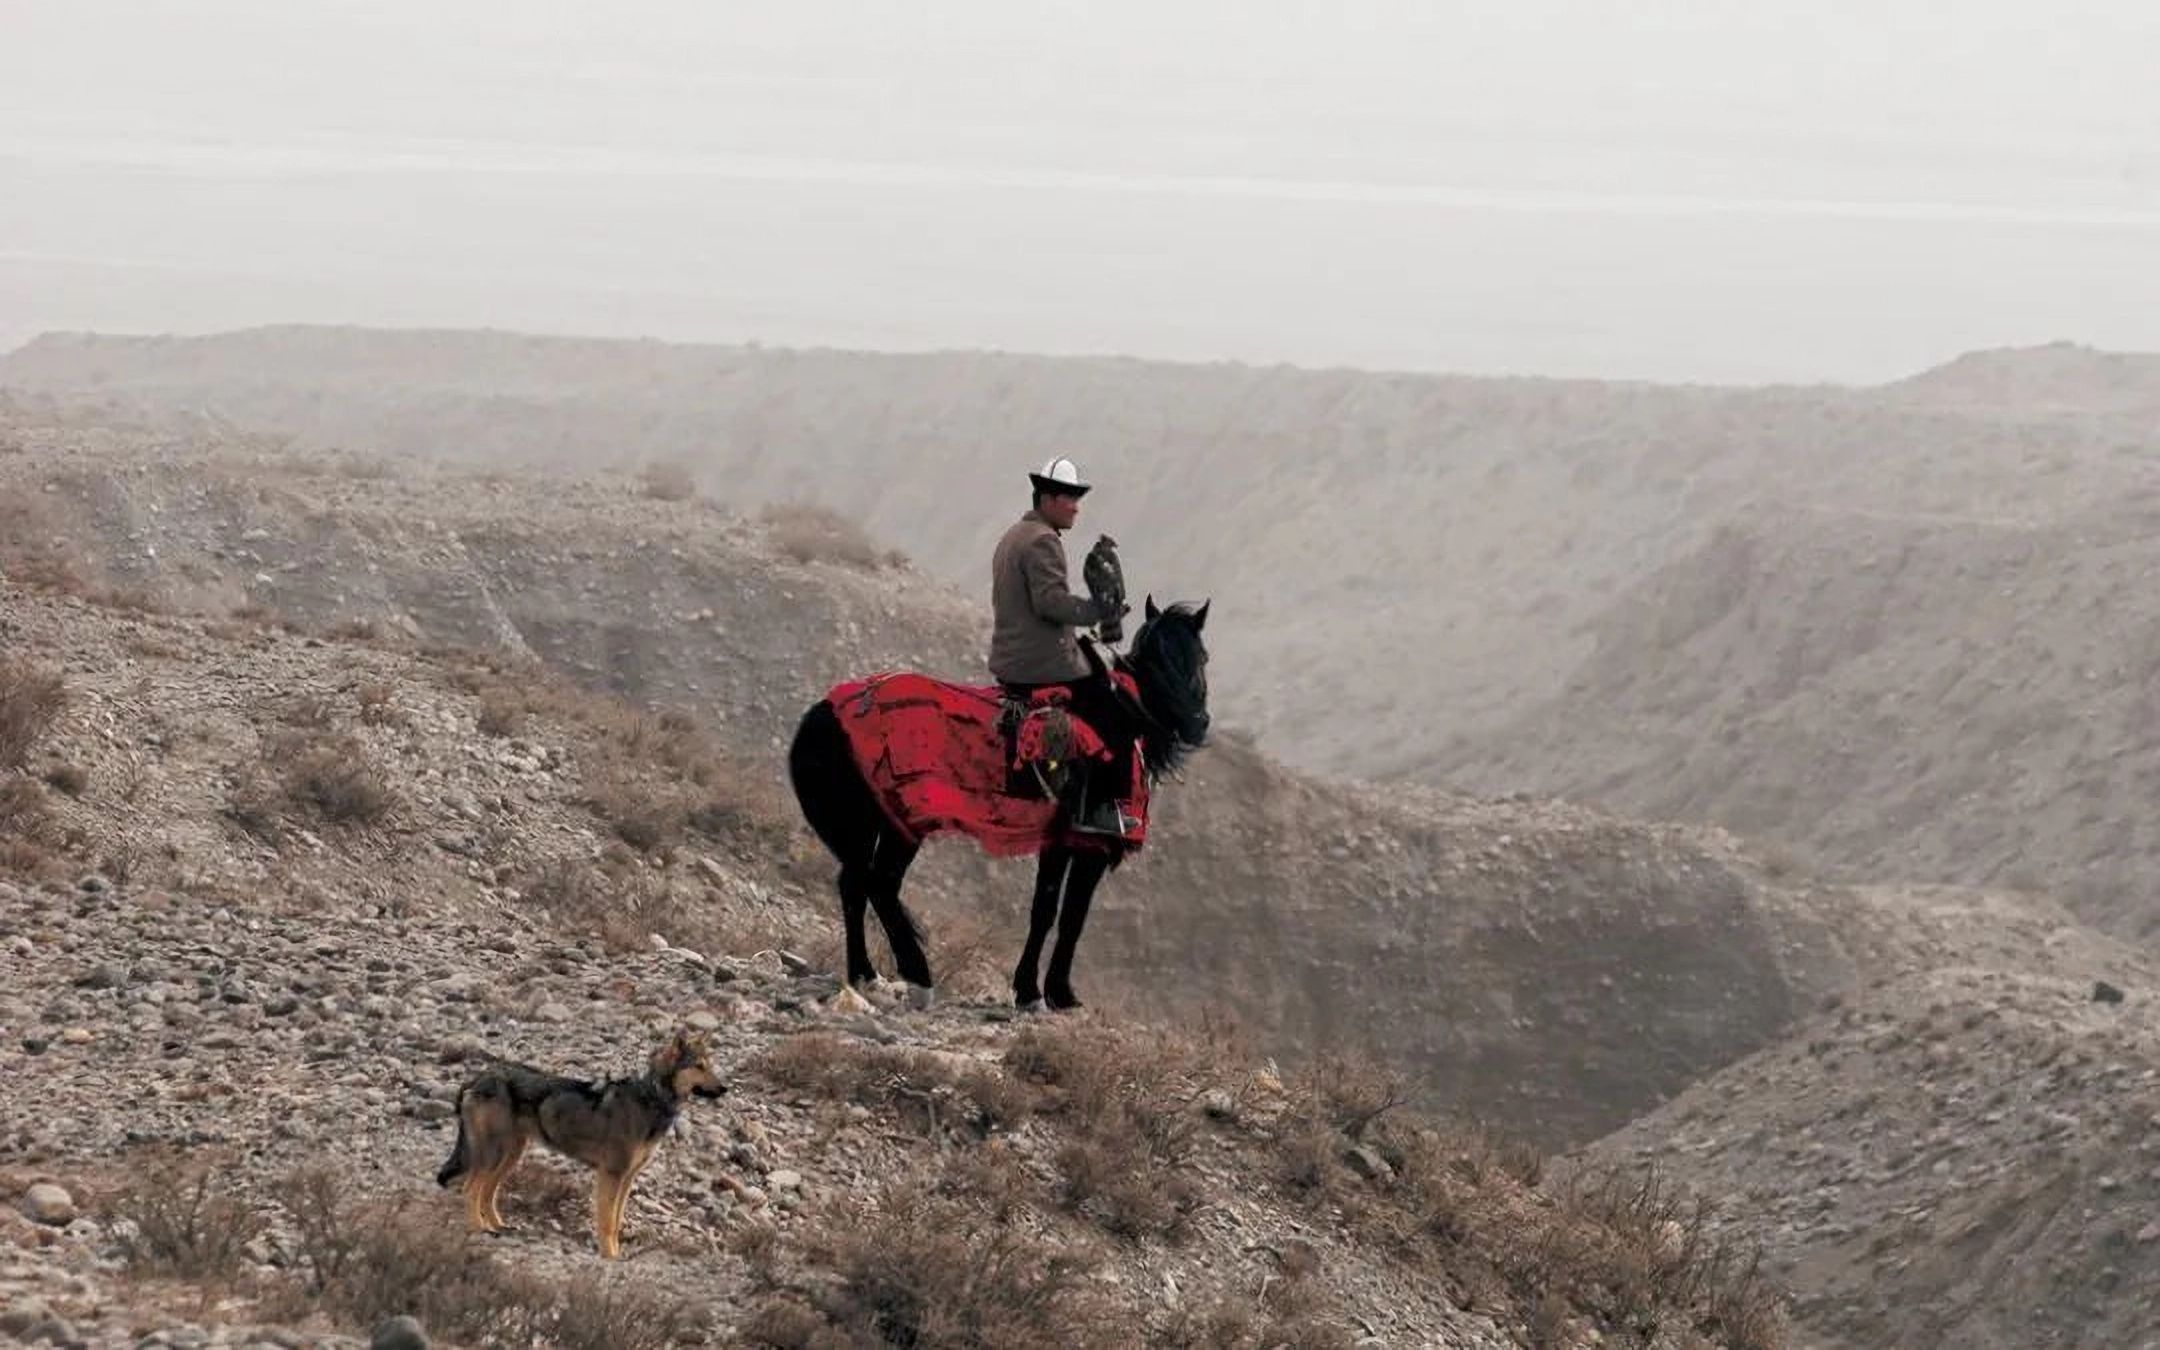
[1016,998,1047,1014]
[907,985,938,1012]
[1046,992,1085,1013]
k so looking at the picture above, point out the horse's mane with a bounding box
[1117,602,1208,783]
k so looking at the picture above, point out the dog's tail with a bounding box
[435,1089,471,1189]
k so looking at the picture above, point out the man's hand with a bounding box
[1083,535,1127,643]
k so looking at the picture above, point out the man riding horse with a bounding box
[990,456,1136,837]
[788,454,1212,1009]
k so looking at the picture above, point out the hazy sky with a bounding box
[5,1,2160,381]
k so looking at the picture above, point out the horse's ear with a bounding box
[1144,595,1162,622]
[1193,599,1210,632]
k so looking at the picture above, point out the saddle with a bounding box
[824,667,1152,856]
[997,689,1107,801]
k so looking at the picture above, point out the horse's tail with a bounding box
[789,699,882,867]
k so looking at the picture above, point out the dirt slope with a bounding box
[1429,502,2160,944]
[10,390,2160,1346]
[0,398,1883,1151]
[1588,885,2160,1350]
[0,581,1786,1349]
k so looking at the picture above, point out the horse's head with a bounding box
[1126,595,1211,767]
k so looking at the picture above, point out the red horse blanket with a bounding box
[826,671,1149,857]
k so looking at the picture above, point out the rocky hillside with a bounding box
[0,396,1870,1151]
[0,583,1793,1348]
[1428,500,2160,945]
[13,327,2157,788]
[8,392,2157,1346]
[1588,885,2160,1350]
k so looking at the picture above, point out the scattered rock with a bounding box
[21,1183,76,1226]
[369,1315,430,1350]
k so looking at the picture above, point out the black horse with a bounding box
[787,597,1212,1010]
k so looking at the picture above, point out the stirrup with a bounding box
[1068,798,1135,837]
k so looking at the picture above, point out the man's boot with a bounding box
[1065,765,1134,837]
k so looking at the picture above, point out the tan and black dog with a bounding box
[434,1028,727,1259]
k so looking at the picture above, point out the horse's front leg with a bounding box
[1013,849,1069,1009]
[1043,849,1111,1012]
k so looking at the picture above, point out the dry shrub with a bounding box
[274,691,340,729]
[584,770,688,853]
[1291,1098,1787,1349]
[354,680,401,726]
[1052,1135,1201,1242]
[761,501,884,570]
[475,689,526,738]
[907,910,1008,1001]
[1299,1053,1408,1143]
[1159,1253,1359,1350]
[280,733,395,823]
[1264,1055,1415,1207]
[0,658,66,768]
[741,1300,854,1350]
[127,633,187,661]
[332,452,396,481]
[230,601,303,632]
[1275,1123,1343,1195]
[447,655,795,860]
[110,1161,266,1285]
[754,1032,1034,1139]
[93,584,166,615]
[1004,1022,1206,1242]
[640,460,699,501]
[515,854,800,956]
[0,498,88,594]
[277,1165,709,1349]
[1512,1164,1787,1349]
[518,858,692,952]
[0,776,61,879]
[781,1187,1121,1350]
[227,730,396,836]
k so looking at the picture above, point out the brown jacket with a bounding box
[990,511,1103,684]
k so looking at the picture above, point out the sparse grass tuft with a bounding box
[110,1160,265,1286]
[777,1185,1123,1350]
[753,1032,1035,1139]
[760,501,885,570]
[1004,1021,1208,1242]
[226,729,395,837]
[275,1164,710,1349]
[0,657,67,768]
[640,460,699,501]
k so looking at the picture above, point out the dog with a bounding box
[434,1027,728,1259]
